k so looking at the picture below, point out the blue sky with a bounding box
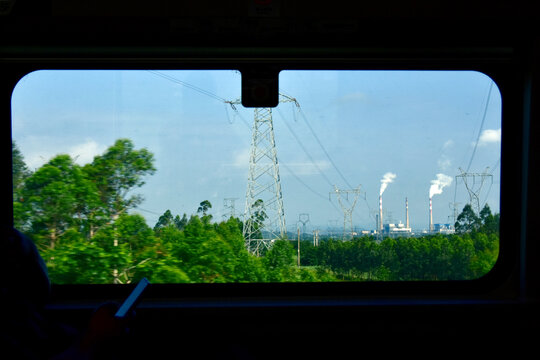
[11,70,501,233]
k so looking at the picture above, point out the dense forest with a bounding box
[12,139,499,284]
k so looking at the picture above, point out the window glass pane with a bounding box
[11,70,501,284]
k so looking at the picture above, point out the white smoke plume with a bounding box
[429,173,453,198]
[380,172,397,196]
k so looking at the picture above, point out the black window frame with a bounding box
[2,46,527,306]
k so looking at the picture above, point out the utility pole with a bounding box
[297,226,301,267]
[313,229,320,246]
[228,94,298,255]
[330,185,363,240]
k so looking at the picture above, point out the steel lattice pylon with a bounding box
[235,94,298,255]
[455,167,493,215]
[243,107,285,254]
[227,95,297,254]
[330,185,363,240]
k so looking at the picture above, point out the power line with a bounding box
[297,107,354,189]
[231,100,339,214]
[290,102,373,225]
[148,71,340,196]
[137,207,163,216]
[280,162,327,201]
[276,107,334,187]
[146,73,349,224]
[466,81,494,172]
[279,98,374,227]
[147,70,227,103]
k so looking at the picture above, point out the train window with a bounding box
[11,70,501,284]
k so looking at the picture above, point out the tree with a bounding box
[197,200,213,224]
[174,213,188,230]
[20,155,99,248]
[12,142,31,230]
[264,240,294,269]
[83,139,155,220]
[246,199,267,240]
[12,141,31,193]
[479,204,499,234]
[154,210,174,231]
[45,228,132,284]
[455,204,480,233]
[197,200,212,216]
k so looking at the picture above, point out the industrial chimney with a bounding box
[379,195,383,233]
[429,196,434,232]
[406,197,410,229]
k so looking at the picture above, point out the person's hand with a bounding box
[79,302,133,353]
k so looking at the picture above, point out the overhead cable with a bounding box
[466,81,494,172]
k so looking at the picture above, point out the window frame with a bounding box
[2,47,526,304]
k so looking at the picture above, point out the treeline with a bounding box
[12,139,499,284]
[297,203,499,281]
[299,230,499,281]
[40,212,336,284]
[12,139,333,284]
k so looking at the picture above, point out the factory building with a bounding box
[376,197,413,238]
[433,223,455,234]
[383,221,413,238]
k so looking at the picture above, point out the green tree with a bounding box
[352,237,381,280]
[12,142,32,230]
[262,240,296,281]
[174,213,188,230]
[83,139,155,221]
[455,204,480,233]
[154,209,174,232]
[12,141,31,193]
[197,200,212,216]
[479,204,499,234]
[44,228,132,284]
[469,232,499,278]
[264,240,295,269]
[245,199,267,240]
[20,155,99,248]
[197,200,213,225]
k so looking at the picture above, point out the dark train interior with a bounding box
[1,0,539,358]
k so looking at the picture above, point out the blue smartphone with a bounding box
[114,277,150,318]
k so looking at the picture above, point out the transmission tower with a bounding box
[448,201,461,226]
[298,213,310,240]
[222,197,238,220]
[455,167,493,215]
[330,185,363,240]
[327,219,338,239]
[228,94,298,255]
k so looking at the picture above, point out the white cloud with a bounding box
[443,139,454,149]
[69,140,106,165]
[437,156,452,171]
[437,140,453,171]
[25,152,54,170]
[22,139,106,170]
[477,128,501,146]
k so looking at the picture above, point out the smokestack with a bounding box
[429,196,433,232]
[379,172,396,234]
[406,197,410,229]
[379,195,383,232]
